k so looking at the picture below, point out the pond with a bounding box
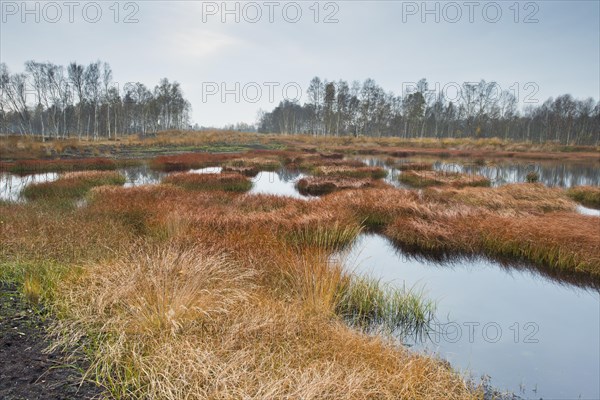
[2,158,599,202]
[0,166,311,201]
[345,234,600,399]
[362,157,600,188]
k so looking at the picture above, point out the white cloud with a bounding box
[163,27,242,60]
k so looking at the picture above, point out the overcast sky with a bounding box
[1,0,599,126]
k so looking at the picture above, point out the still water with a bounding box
[362,157,600,189]
[0,166,310,201]
[345,234,600,399]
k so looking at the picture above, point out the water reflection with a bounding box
[347,234,600,399]
[577,205,600,217]
[249,168,311,199]
[120,165,165,187]
[434,161,600,188]
[363,157,600,189]
[3,158,599,204]
[0,172,59,201]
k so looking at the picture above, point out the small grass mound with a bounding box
[288,155,365,171]
[226,157,281,172]
[321,188,430,229]
[313,166,388,179]
[21,171,126,201]
[567,186,600,209]
[399,170,490,188]
[426,183,576,213]
[162,172,252,192]
[150,152,238,172]
[296,177,382,196]
[385,211,600,277]
[0,158,136,174]
[395,162,434,171]
[221,165,259,177]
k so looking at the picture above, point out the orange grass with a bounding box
[162,172,252,192]
[321,188,438,229]
[399,170,491,188]
[384,211,600,276]
[296,177,385,196]
[21,171,126,201]
[225,157,282,171]
[0,158,124,174]
[395,162,434,171]
[425,183,576,213]
[150,152,240,172]
[312,165,388,179]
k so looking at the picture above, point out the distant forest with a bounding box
[2,62,598,145]
[0,61,191,139]
[259,77,600,145]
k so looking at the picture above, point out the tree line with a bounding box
[258,77,600,145]
[0,60,191,139]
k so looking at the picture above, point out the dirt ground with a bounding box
[0,282,102,400]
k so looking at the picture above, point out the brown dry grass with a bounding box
[312,165,388,179]
[21,170,126,201]
[296,177,385,196]
[320,188,439,229]
[399,170,490,188]
[50,240,477,400]
[3,131,598,164]
[395,162,434,171]
[567,185,600,209]
[150,152,240,172]
[425,183,576,213]
[162,172,252,192]
[0,157,124,174]
[385,210,600,276]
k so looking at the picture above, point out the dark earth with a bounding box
[0,282,101,400]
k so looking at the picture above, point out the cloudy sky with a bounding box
[1,0,599,126]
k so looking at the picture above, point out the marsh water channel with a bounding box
[1,159,599,398]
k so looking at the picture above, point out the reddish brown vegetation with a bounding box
[425,183,576,213]
[162,172,252,192]
[312,166,388,179]
[399,170,490,188]
[395,162,434,171]
[296,177,385,196]
[150,153,239,171]
[0,158,121,174]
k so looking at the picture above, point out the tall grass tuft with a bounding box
[337,275,436,338]
[567,185,600,209]
[286,221,363,252]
